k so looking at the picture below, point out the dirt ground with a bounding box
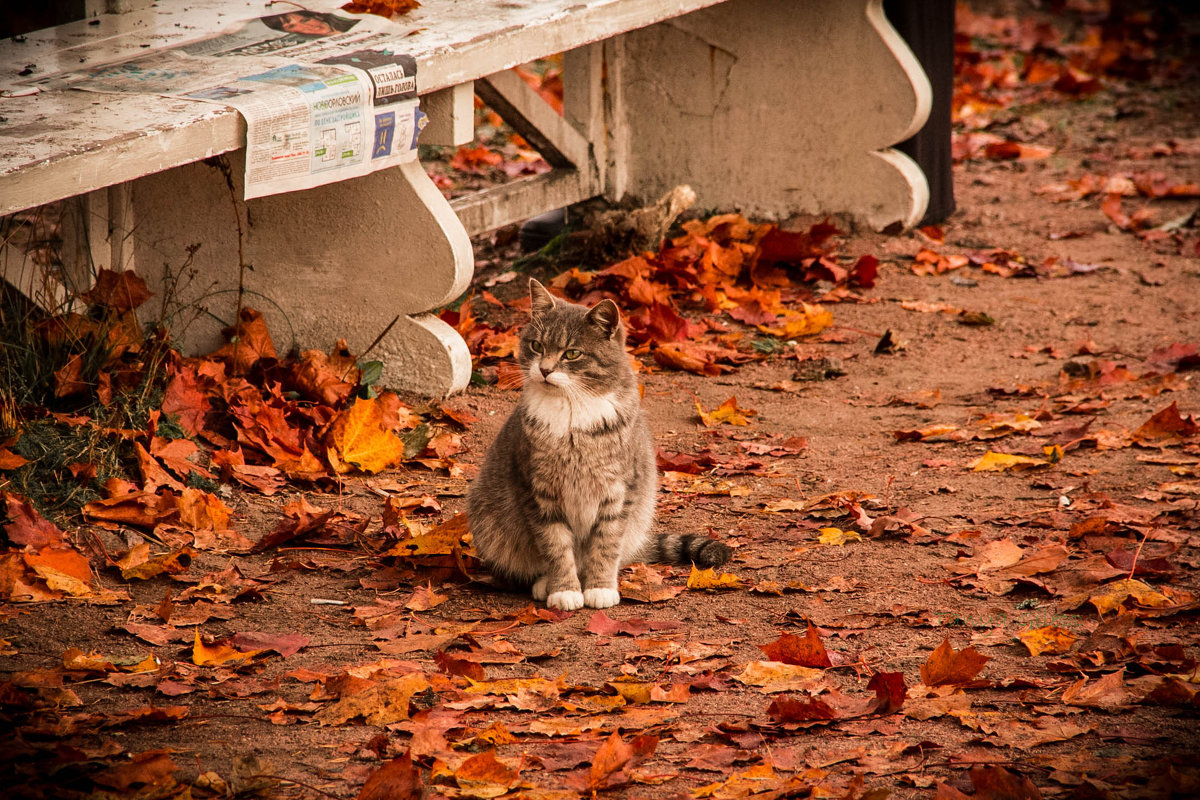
[3,3,1200,800]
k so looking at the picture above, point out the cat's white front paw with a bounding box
[545,589,585,611]
[583,587,620,608]
[531,577,548,601]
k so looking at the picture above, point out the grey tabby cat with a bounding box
[468,279,731,610]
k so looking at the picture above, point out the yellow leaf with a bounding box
[315,672,430,726]
[1017,626,1079,656]
[192,629,262,667]
[695,396,757,427]
[757,303,833,338]
[817,527,861,546]
[733,661,824,693]
[687,565,743,590]
[1088,578,1173,616]
[326,397,407,475]
[978,413,1042,433]
[968,450,1051,472]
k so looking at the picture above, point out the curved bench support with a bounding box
[130,157,473,397]
[595,0,931,230]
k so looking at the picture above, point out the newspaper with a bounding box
[183,52,421,199]
[18,10,422,200]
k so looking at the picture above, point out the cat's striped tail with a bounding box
[645,533,732,568]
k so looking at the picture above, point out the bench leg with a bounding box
[590,0,931,230]
[127,156,473,397]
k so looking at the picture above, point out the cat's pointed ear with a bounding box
[529,278,555,316]
[587,299,621,339]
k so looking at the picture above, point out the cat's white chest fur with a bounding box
[522,381,621,438]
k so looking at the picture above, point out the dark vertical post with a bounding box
[2,2,88,38]
[884,0,956,224]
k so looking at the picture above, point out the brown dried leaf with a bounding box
[920,637,991,686]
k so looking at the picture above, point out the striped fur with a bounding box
[639,532,732,569]
[468,280,730,610]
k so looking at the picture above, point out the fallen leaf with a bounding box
[696,397,757,427]
[585,732,657,792]
[454,749,522,796]
[921,637,991,687]
[687,565,743,590]
[585,611,680,637]
[757,624,833,668]
[192,629,264,667]
[1062,669,1132,709]
[356,752,423,800]
[327,397,407,474]
[92,749,175,792]
[1017,626,1079,656]
[968,449,1057,471]
[82,269,152,313]
[734,661,825,693]
[767,694,838,724]
[817,527,861,546]
[405,583,448,611]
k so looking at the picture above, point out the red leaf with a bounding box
[585,732,657,791]
[230,631,310,658]
[584,611,680,637]
[341,0,421,20]
[767,694,838,723]
[82,269,152,313]
[435,650,486,680]
[758,222,840,262]
[758,624,833,668]
[92,750,175,791]
[2,492,66,548]
[867,670,907,714]
[356,752,423,800]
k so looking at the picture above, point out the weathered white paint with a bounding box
[419,83,475,147]
[451,168,598,237]
[0,0,729,217]
[476,70,592,171]
[608,0,931,229]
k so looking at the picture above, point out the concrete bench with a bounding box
[0,0,930,397]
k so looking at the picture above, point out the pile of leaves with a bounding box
[447,214,879,382]
[1,267,478,605]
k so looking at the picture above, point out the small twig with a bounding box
[245,774,343,800]
[208,156,250,373]
[1127,528,1151,580]
[344,314,402,384]
[84,528,119,568]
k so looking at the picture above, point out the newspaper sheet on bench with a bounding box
[17,11,421,200]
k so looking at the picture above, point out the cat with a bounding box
[467,278,731,610]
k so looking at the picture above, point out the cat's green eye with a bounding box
[563,349,582,360]
[529,341,543,354]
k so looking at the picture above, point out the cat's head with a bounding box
[519,279,629,394]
